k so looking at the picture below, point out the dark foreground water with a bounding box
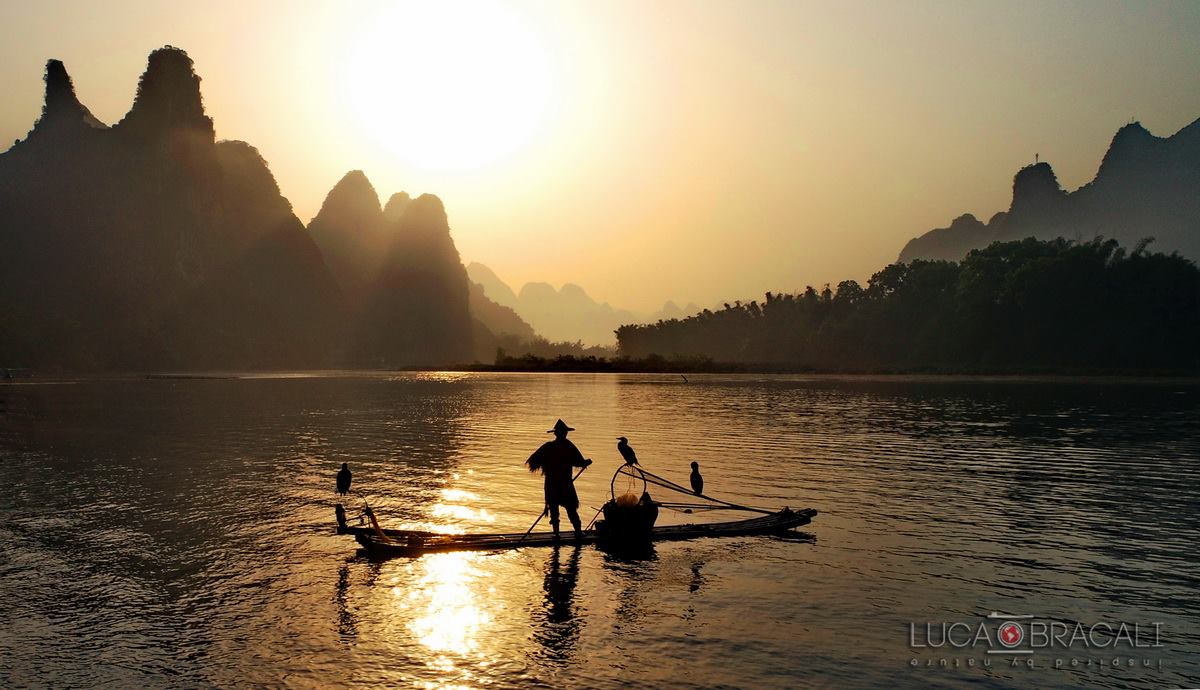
[1,373,1197,689]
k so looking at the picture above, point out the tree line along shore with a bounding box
[470,237,1200,376]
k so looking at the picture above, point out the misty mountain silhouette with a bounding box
[899,119,1200,262]
[0,48,349,369]
[468,283,536,342]
[307,170,391,308]
[466,262,521,310]
[383,192,412,221]
[466,262,699,345]
[0,47,495,370]
[27,59,106,139]
[306,171,533,363]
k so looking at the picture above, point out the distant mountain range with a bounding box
[900,119,1200,263]
[0,47,529,369]
[9,47,1191,369]
[466,263,699,346]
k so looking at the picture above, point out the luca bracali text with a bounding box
[908,612,1165,672]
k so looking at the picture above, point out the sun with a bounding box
[344,1,554,171]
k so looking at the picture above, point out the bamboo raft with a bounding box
[338,507,816,558]
[336,461,817,558]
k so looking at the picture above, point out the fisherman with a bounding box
[527,419,592,540]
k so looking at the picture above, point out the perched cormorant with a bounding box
[336,462,352,495]
[616,437,638,465]
[690,461,704,496]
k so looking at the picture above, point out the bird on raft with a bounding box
[616,437,639,465]
[690,461,704,496]
[336,462,352,496]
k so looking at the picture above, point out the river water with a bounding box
[1,373,1197,689]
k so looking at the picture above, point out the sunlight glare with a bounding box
[433,487,496,524]
[431,503,496,523]
[408,552,496,656]
[344,1,554,171]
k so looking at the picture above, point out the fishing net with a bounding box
[611,463,647,499]
[629,465,776,516]
[585,461,776,531]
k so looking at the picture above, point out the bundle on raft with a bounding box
[596,491,659,547]
[336,463,815,558]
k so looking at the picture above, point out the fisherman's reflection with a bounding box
[534,544,581,662]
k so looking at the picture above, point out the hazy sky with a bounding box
[2,0,1198,312]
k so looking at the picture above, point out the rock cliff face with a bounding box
[899,119,1200,263]
[306,176,479,365]
[0,47,486,369]
[25,59,107,142]
[382,192,412,221]
[114,47,214,143]
[356,194,475,364]
[307,171,391,307]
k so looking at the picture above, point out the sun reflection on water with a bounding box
[441,488,479,502]
[403,371,475,383]
[431,488,497,526]
[431,503,496,523]
[404,552,500,659]
[392,487,498,535]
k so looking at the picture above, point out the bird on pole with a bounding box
[690,461,704,496]
[616,436,639,465]
[336,462,352,496]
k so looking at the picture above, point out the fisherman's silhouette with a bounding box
[616,436,638,465]
[336,462,352,496]
[690,461,704,495]
[527,420,592,540]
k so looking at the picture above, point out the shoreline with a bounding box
[3,368,1200,383]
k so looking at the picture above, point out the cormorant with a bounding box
[336,462,352,495]
[689,461,704,496]
[616,437,638,465]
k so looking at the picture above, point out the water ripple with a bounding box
[0,374,1197,688]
